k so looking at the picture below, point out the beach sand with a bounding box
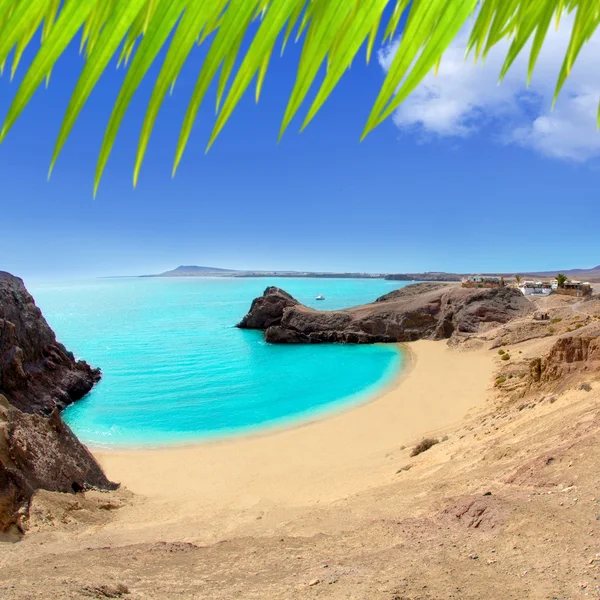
[93,340,493,542]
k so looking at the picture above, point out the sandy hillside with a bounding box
[1,293,600,600]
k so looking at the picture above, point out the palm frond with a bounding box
[0,0,598,194]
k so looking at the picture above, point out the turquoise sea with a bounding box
[28,277,410,448]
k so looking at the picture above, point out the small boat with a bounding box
[315,294,325,301]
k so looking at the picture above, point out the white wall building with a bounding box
[517,281,553,296]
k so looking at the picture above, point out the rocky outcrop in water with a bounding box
[0,271,101,415]
[237,287,299,330]
[238,283,533,344]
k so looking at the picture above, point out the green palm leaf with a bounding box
[134,0,228,185]
[94,0,188,195]
[0,0,598,192]
[50,0,147,178]
[1,0,96,142]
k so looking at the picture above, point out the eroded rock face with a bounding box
[239,283,533,344]
[530,333,600,385]
[0,272,101,415]
[0,395,117,534]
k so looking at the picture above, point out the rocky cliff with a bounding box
[529,329,600,386]
[238,283,533,344]
[0,395,118,534]
[0,272,116,536]
[0,271,100,415]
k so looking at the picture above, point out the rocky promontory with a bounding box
[0,271,101,415]
[238,283,533,344]
[0,272,116,536]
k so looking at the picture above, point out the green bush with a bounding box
[501,354,510,361]
[550,317,562,324]
[498,349,505,355]
[495,377,507,386]
[548,327,555,334]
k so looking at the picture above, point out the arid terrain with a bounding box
[2,286,600,600]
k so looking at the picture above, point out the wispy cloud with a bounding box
[378,15,600,161]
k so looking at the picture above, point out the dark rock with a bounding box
[0,272,116,536]
[265,326,311,344]
[0,394,117,534]
[237,286,298,330]
[239,283,534,345]
[0,272,101,415]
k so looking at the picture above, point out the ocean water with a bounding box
[28,277,410,448]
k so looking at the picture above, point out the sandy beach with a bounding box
[93,340,494,542]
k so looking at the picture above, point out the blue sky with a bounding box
[1,14,599,281]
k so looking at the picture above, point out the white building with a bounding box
[517,281,553,296]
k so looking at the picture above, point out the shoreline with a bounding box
[85,343,410,453]
[94,341,494,533]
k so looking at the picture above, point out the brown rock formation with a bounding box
[0,272,117,536]
[0,271,101,415]
[237,287,299,330]
[0,394,118,534]
[529,331,600,386]
[238,283,534,344]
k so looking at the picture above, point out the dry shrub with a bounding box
[81,584,129,599]
[410,438,439,457]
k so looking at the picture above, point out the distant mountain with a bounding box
[140,264,600,282]
[147,265,238,277]
[523,265,600,280]
[385,272,462,282]
[142,266,385,279]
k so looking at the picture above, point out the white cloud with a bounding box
[378,15,600,161]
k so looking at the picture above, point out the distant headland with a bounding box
[139,264,600,282]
